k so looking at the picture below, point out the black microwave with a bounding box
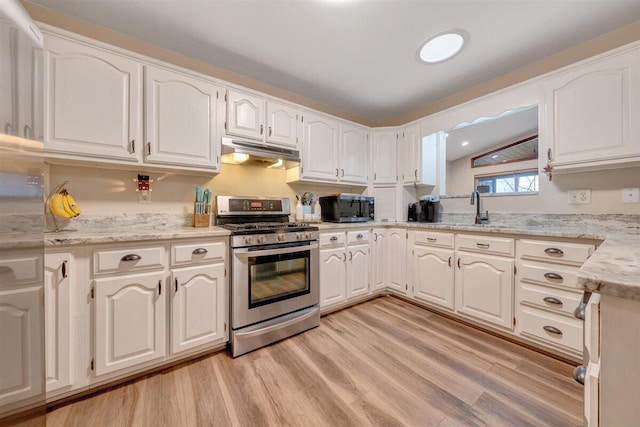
[319,194,374,223]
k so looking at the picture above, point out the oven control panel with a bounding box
[217,196,291,215]
[232,230,318,248]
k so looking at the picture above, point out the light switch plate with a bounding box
[568,189,591,204]
[622,188,639,203]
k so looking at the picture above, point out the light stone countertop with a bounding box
[36,213,640,301]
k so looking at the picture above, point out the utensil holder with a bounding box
[193,202,211,227]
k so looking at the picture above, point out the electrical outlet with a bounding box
[568,189,591,204]
[622,188,639,203]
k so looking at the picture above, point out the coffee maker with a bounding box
[407,196,440,222]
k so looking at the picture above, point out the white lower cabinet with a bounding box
[0,286,43,410]
[319,230,370,310]
[412,245,455,311]
[171,263,226,354]
[94,271,166,376]
[44,251,74,395]
[386,228,407,294]
[455,252,514,330]
[371,229,387,291]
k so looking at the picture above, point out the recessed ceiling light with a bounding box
[417,30,468,64]
[444,133,449,138]
[491,155,498,159]
[461,141,469,146]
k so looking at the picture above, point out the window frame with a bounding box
[470,135,538,168]
[474,168,539,194]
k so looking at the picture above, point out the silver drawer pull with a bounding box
[543,325,563,335]
[192,248,208,255]
[476,243,490,249]
[121,254,142,262]
[544,247,564,256]
[356,234,363,239]
[330,236,338,241]
[544,272,563,281]
[543,297,563,306]
[427,237,437,242]
[573,365,586,385]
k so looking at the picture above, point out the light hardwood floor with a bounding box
[47,296,583,426]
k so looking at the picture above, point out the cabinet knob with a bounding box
[130,139,136,153]
[427,237,437,242]
[175,278,178,293]
[457,258,461,269]
[573,365,586,385]
[192,248,208,255]
[260,124,264,135]
[448,257,452,267]
[476,243,490,249]
[341,169,344,177]
[342,252,346,262]
[356,234,363,239]
[121,254,142,262]
[330,236,338,241]
[61,260,68,278]
[268,126,272,137]
[147,142,151,155]
[4,123,12,135]
[349,251,353,261]
[158,280,162,295]
[23,124,32,138]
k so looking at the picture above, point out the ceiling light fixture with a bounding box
[461,141,469,146]
[417,30,468,64]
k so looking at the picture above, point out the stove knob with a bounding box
[278,234,286,242]
[244,236,255,245]
[296,232,303,240]
[306,232,314,239]
[257,236,267,244]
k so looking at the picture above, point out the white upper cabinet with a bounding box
[339,123,369,184]
[400,123,422,184]
[300,112,340,181]
[44,33,142,162]
[226,89,301,150]
[371,129,398,184]
[545,45,640,172]
[145,65,221,170]
[225,89,265,140]
[266,100,299,148]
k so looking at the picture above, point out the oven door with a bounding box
[232,241,319,329]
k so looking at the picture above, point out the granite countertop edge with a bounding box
[40,220,640,301]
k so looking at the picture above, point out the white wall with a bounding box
[439,166,640,215]
[48,163,366,217]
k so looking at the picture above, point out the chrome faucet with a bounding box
[470,189,490,225]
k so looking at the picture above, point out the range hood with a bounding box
[221,137,299,168]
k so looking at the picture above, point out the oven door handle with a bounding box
[234,242,319,257]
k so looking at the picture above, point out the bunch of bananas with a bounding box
[49,189,81,219]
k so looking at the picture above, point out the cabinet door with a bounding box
[401,124,421,184]
[413,246,454,310]
[145,65,221,170]
[455,252,514,330]
[0,24,14,135]
[319,247,346,308]
[44,34,142,162]
[0,286,43,408]
[226,89,264,140]
[386,228,407,294]
[347,244,369,299]
[44,252,73,394]
[371,130,398,184]
[301,112,339,181]
[94,271,165,376]
[547,47,640,168]
[371,229,387,291]
[340,123,369,184]
[171,263,226,355]
[266,101,299,149]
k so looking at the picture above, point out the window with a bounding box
[475,170,539,194]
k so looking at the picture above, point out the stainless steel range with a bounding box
[216,196,320,357]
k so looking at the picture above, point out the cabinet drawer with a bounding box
[92,245,165,275]
[518,239,595,266]
[347,230,370,244]
[413,231,454,248]
[320,232,346,247]
[519,281,582,317]
[517,260,579,290]
[171,241,226,266]
[519,305,583,353]
[0,250,43,287]
[456,234,514,257]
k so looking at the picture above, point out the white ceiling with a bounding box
[30,0,640,124]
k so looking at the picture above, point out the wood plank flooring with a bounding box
[46,296,583,426]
